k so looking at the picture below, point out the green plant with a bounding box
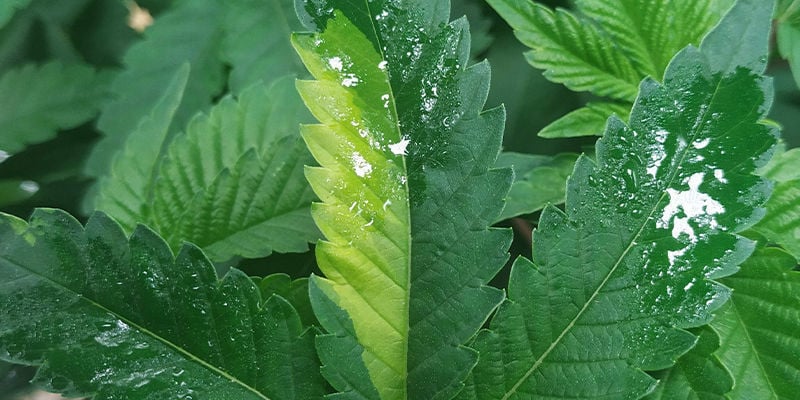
[0,0,798,399]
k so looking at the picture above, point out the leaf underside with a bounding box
[0,209,325,400]
[294,0,511,398]
[460,0,776,398]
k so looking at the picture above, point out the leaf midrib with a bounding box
[1,254,271,400]
[722,299,779,397]
[502,74,726,399]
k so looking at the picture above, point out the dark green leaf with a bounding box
[0,0,31,28]
[711,246,800,399]
[644,328,733,400]
[461,0,776,397]
[0,209,326,399]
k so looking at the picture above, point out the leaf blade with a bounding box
[463,0,777,398]
[0,209,326,399]
[0,62,110,153]
[711,247,800,399]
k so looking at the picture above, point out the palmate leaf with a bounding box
[459,0,776,398]
[85,0,226,178]
[710,246,800,399]
[0,61,111,153]
[96,73,319,262]
[221,0,306,93]
[0,209,326,399]
[293,1,511,398]
[643,328,733,400]
[487,0,731,138]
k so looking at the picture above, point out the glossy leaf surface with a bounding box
[487,0,731,138]
[711,247,800,399]
[460,0,776,398]
[294,1,511,398]
[0,62,110,153]
[86,0,226,178]
[644,328,733,400]
[0,209,326,399]
[97,76,318,262]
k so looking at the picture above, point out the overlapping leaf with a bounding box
[754,147,800,259]
[644,328,733,400]
[777,0,800,89]
[85,0,226,178]
[459,0,776,398]
[495,152,577,221]
[221,0,306,93]
[0,209,325,399]
[710,246,800,399]
[0,62,110,153]
[96,74,319,262]
[487,0,731,138]
[293,1,511,398]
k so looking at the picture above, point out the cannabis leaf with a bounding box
[495,152,577,221]
[710,246,800,399]
[754,147,800,259]
[0,61,110,153]
[460,0,776,398]
[221,0,306,93]
[94,65,189,234]
[96,72,319,262]
[644,328,733,400]
[85,0,226,178]
[0,209,326,399]
[293,1,511,398]
[487,0,731,138]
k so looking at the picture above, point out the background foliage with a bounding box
[0,0,798,399]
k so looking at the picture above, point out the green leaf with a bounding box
[0,0,31,28]
[0,62,111,153]
[538,102,631,138]
[85,0,226,178]
[451,0,493,58]
[486,0,641,101]
[221,0,306,93]
[753,147,800,260]
[644,328,733,400]
[487,0,732,137]
[97,75,319,262]
[293,1,511,398]
[460,0,777,397]
[710,246,800,399]
[95,65,189,233]
[0,209,326,399]
[777,0,800,88]
[495,152,577,221]
[257,274,318,328]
